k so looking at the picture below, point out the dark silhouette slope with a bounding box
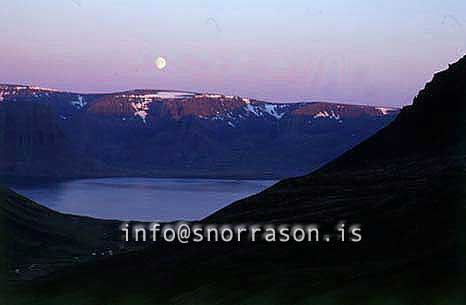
[207,55,466,223]
[0,186,127,292]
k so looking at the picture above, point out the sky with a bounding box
[1,0,466,107]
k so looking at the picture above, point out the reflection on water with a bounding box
[8,178,276,222]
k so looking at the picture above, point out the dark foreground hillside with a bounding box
[0,187,129,288]
[1,56,466,304]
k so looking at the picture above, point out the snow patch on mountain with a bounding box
[245,104,262,116]
[263,104,287,119]
[134,110,148,123]
[313,110,340,120]
[0,85,59,93]
[122,91,195,100]
[244,103,288,119]
[198,93,223,99]
[131,101,150,123]
[71,96,86,109]
[154,91,195,99]
[376,107,397,115]
[28,86,60,92]
[0,85,64,102]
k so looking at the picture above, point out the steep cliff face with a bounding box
[0,85,398,178]
[0,102,70,176]
[85,90,396,123]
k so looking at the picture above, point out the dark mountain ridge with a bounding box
[0,84,398,179]
[325,57,466,170]
[207,55,466,223]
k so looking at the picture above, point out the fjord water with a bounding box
[9,178,275,221]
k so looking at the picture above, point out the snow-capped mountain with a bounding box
[0,85,397,123]
[0,84,399,178]
[87,90,398,124]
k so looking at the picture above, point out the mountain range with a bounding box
[0,84,398,179]
[1,55,465,305]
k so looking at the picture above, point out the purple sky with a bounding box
[1,0,466,106]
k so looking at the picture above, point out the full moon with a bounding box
[155,57,167,70]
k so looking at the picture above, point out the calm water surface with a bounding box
[9,178,276,221]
